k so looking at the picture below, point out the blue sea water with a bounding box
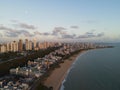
[60,43,120,90]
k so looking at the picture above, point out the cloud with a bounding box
[0,25,34,38]
[42,32,51,36]
[54,27,66,31]
[0,24,38,38]
[4,29,34,37]
[32,27,104,40]
[34,31,51,36]
[0,23,105,41]
[18,23,36,30]
[51,27,77,39]
[34,31,41,35]
[52,30,67,35]
[32,27,67,37]
[0,24,13,31]
[36,26,76,39]
[61,34,76,39]
[5,31,18,37]
[70,26,79,29]
[11,20,37,30]
[52,27,67,36]
[0,25,28,37]
[18,30,34,37]
[97,32,104,37]
[85,30,95,35]
[78,31,104,39]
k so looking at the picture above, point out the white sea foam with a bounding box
[60,52,87,90]
[60,58,79,90]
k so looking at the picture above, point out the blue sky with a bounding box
[0,0,120,42]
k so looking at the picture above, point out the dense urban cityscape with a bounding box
[0,39,59,53]
[0,38,112,90]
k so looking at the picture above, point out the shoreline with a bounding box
[43,50,86,90]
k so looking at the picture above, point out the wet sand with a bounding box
[43,51,84,90]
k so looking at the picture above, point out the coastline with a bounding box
[43,50,86,90]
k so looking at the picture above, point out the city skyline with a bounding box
[0,38,59,53]
[0,0,120,43]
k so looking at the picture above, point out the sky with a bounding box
[0,0,120,43]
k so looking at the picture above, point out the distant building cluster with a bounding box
[0,39,61,53]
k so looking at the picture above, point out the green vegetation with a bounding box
[0,52,23,61]
[0,47,60,77]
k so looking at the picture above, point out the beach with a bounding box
[43,51,84,90]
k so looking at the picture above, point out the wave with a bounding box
[60,52,86,90]
[60,56,79,90]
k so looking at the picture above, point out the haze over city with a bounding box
[0,0,120,42]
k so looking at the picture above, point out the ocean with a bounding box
[60,43,120,90]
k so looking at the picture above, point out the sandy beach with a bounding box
[43,51,84,90]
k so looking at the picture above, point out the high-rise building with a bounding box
[33,39,37,50]
[25,39,33,51]
[29,41,32,50]
[0,44,7,53]
[25,39,29,50]
[10,42,13,52]
[43,42,47,49]
[12,41,18,52]
[6,43,10,52]
[38,42,44,49]
[18,39,23,52]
